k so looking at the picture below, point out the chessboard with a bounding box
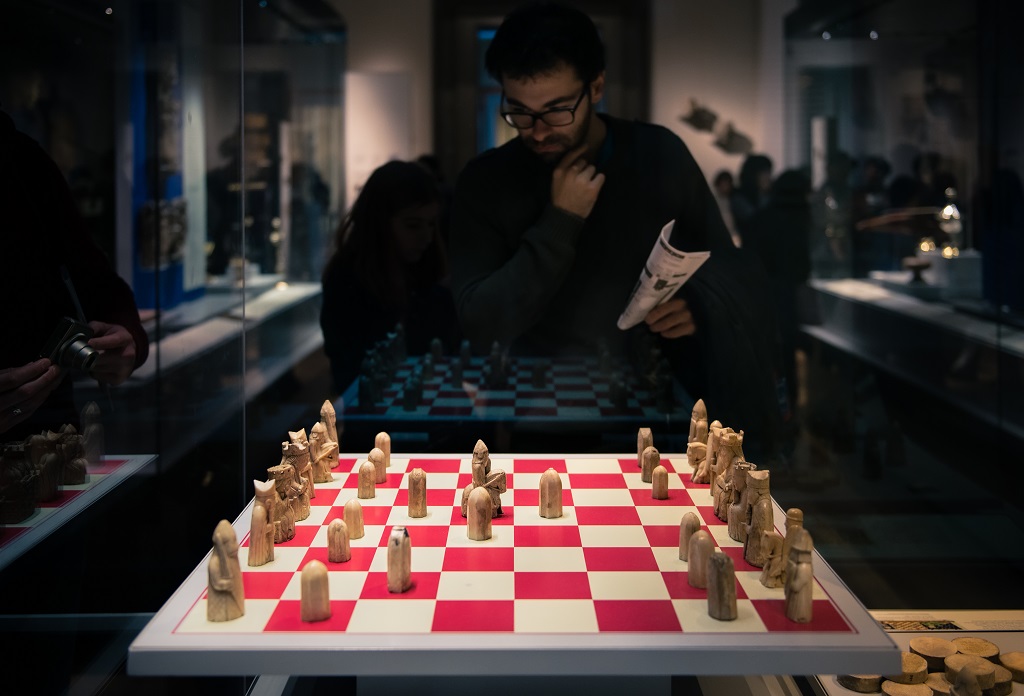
[339,355,690,424]
[129,452,898,677]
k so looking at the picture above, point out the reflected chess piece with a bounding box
[902,256,932,284]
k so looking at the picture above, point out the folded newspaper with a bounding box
[616,219,710,330]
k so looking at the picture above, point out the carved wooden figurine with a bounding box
[357,460,376,499]
[320,399,339,452]
[637,428,653,468]
[759,530,785,588]
[688,398,708,444]
[712,430,744,521]
[785,528,814,623]
[207,519,244,621]
[308,422,336,484]
[726,461,756,540]
[343,499,364,539]
[249,480,276,566]
[375,431,391,469]
[704,421,724,490]
[328,518,351,563]
[470,439,506,515]
[651,464,669,500]
[641,445,660,484]
[744,497,773,568]
[737,469,770,538]
[782,507,804,582]
[687,441,709,484]
[687,529,714,588]
[467,486,493,541]
[460,482,475,518]
[81,401,105,464]
[387,526,412,593]
[679,511,702,561]
[407,468,427,518]
[56,425,88,486]
[539,468,563,518]
[369,447,387,484]
[278,441,312,515]
[300,560,331,622]
[707,551,738,621]
[267,464,299,542]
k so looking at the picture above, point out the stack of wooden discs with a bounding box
[836,637,1023,695]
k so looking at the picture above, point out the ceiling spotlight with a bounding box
[822,31,832,40]
[869,30,879,40]
[105,6,112,14]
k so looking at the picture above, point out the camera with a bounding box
[41,317,97,373]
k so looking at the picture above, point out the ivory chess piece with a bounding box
[744,497,773,568]
[758,530,785,587]
[678,511,701,561]
[248,485,275,567]
[375,432,391,468]
[279,441,312,514]
[56,425,88,486]
[738,469,770,537]
[267,464,300,541]
[651,464,669,499]
[637,428,653,468]
[407,468,427,518]
[467,486,493,541]
[470,439,506,515]
[357,460,376,498]
[387,526,412,592]
[460,482,475,517]
[712,430,745,521]
[687,441,709,484]
[707,551,737,621]
[784,528,814,623]
[782,507,804,581]
[539,468,563,518]
[308,422,336,484]
[687,529,713,588]
[343,499,364,539]
[288,430,316,501]
[207,520,244,621]
[641,445,660,484]
[688,398,708,444]
[726,461,756,540]
[369,447,387,484]
[251,478,277,560]
[320,400,339,452]
[328,518,351,562]
[300,560,331,622]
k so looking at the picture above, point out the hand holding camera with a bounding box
[86,321,137,386]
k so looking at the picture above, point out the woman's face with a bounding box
[391,201,440,265]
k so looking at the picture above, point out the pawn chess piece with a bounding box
[328,518,351,563]
[679,511,701,561]
[375,431,391,468]
[387,526,412,593]
[357,460,376,498]
[467,486,493,541]
[539,468,563,518]
[687,529,714,588]
[641,445,660,484]
[300,560,331,622]
[707,552,738,621]
[207,520,244,622]
[785,528,814,623]
[407,468,427,518]
[651,464,669,500]
[758,530,785,588]
[369,447,387,484]
[344,499,365,539]
[637,428,653,469]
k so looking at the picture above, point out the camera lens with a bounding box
[61,336,98,372]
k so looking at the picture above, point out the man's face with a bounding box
[502,64,602,163]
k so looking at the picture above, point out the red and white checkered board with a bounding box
[351,357,685,420]
[173,453,856,636]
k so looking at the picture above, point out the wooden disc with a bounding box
[989,663,1013,696]
[836,674,883,693]
[923,672,950,695]
[1000,651,1024,682]
[886,652,929,685]
[880,681,931,696]
[945,653,996,690]
[910,636,958,672]
[953,636,1000,662]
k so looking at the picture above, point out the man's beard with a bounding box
[525,115,591,165]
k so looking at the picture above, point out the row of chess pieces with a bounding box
[681,399,814,623]
[0,401,105,525]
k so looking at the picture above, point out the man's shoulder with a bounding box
[460,139,527,179]
[607,115,688,153]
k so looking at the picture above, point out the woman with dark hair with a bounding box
[320,160,460,393]
[731,154,773,243]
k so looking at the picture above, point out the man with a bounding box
[450,3,780,453]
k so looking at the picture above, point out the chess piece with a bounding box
[687,529,713,588]
[449,358,463,382]
[375,431,391,468]
[250,479,276,564]
[744,497,773,568]
[387,526,412,593]
[328,518,351,563]
[472,439,490,472]
[712,430,744,521]
[726,461,756,541]
[784,528,814,623]
[344,499,364,539]
[56,425,88,486]
[687,441,709,484]
[28,433,61,502]
[782,507,804,581]
[651,464,669,500]
[460,482,475,518]
[207,520,244,621]
[81,401,104,464]
[408,468,427,518]
[357,460,376,499]
[688,398,708,444]
[301,560,331,622]
[737,469,770,537]
[539,468,563,518]
[281,438,313,511]
[471,439,505,515]
[467,486,493,541]
[422,354,435,380]
[678,511,701,561]
[430,337,443,361]
[267,464,300,541]
[637,428,653,469]
[459,339,471,368]
[308,422,336,484]
[758,530,785,587]
[707,551,737,621]
[369,446,387,484]
[641,445,660,484]
[320,400,339,452]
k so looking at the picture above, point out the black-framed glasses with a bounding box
[500,89,588,129]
